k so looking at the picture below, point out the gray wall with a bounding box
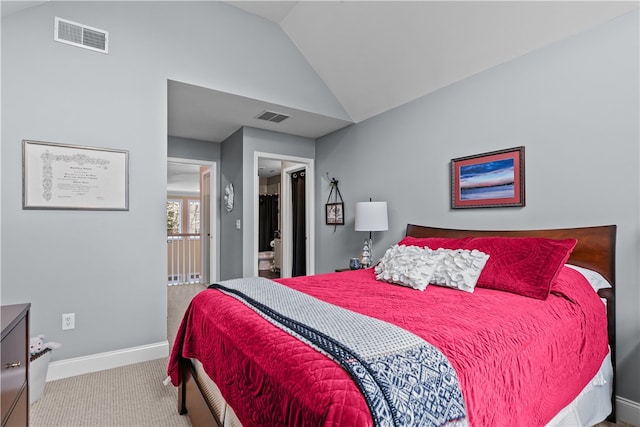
[1,1,346,361]
[316,11,640,404]
[220,129,244,280]
[168,136,220,164]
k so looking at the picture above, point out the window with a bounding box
[167,197,200,236]
[189,200,200,234]
[167,200,182,235]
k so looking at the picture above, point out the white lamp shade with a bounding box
[355,201,388,231]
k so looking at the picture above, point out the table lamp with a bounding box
[354,200,388,267]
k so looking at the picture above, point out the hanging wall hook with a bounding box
[326,172,339,188]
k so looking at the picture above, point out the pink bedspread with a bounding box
[168,266,608,426]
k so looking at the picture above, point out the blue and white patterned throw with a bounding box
[210,277,467,427]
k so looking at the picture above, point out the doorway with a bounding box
[253,152,314,278]
[167,158,218,285]
[258,163,281,279]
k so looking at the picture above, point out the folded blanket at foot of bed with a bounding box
[212,278,467,427]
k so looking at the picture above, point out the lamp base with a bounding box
[360,238,372,268]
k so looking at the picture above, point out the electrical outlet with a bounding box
[62,313,75,330]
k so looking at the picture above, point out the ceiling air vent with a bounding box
[54,17,109,54]
[256,110,290,123]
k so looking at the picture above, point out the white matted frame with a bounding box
[23,140,129,210]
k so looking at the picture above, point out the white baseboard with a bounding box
[46,341,169,382]
[618,396,640,426]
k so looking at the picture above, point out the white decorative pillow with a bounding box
[375,245,443,291]
[430,248,490,293]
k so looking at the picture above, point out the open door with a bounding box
[200,166,217,283]
[281,162,314,278]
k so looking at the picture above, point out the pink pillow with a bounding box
[463,237,577,300]
[398,236,472,250]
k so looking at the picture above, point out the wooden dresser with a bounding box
[1,304,30,427]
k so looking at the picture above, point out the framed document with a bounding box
[23,140,129,210]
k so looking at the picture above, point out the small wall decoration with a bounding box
[326,202,344,225]
[325,175,344,226]
[224,183,234,212]
[23,140,129,210]
[451,146,525,209]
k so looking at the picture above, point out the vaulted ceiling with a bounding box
[232,1,637,123]
[3,1,638,143]
[174,0,639,142]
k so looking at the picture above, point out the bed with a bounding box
[168,224,616,426]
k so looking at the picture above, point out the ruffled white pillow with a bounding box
[375,244,490,292]
[375,245,443,291]
[431,248,490,292]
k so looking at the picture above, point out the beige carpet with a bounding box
[29,358,190,427]
[30,283,206,427]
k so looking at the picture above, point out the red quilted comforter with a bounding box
[168,266,608,426]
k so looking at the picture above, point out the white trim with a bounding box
[46,341,169,382]
[617,395,640,425]
[253,152,315,278]
[201,166,218,283]
[166,190,200,197]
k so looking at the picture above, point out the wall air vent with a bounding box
[255,110,290,123]
[54,17,109,54]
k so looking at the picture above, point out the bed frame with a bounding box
[177,224,617,426]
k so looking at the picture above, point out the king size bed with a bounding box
[168,224,616,426]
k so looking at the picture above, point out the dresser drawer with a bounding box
[3,386,27,427]
[1,316,27,423]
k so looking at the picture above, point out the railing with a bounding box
[167,233,201,285]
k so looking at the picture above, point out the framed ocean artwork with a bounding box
[451,146,525,209]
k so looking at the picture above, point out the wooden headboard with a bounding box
[406,224,616,287]
[405,223,617,420]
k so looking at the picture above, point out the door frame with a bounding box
[253,152,315,278]
[167,157,218,283]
